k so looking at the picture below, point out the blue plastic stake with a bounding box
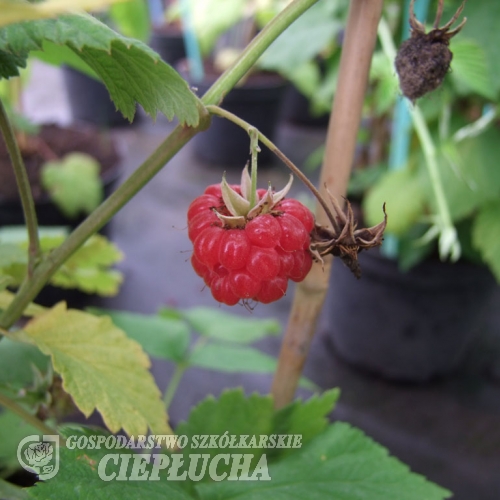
[381,0,431,258]
[179,0,205,83]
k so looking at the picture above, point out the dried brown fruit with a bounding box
[310,194,387,279]
[395,0,467,102]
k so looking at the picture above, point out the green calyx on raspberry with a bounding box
[216,165,294,228]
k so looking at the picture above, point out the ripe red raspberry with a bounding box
[187,168,315,306]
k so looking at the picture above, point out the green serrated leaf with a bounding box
[0,411,41,471]
[0,478,29,500]
[175,389,275,481]
[28,427,194,500]
[472,201,500,282]
[34,41,98,78]
[450,39,496,100]
[176,389,340,484]
[0,336,50,387]
[197,422,452,500]
[452,0,500,96]
[0,13,202,125]
[11,303,171,436]
[0,48,27,78]
[182,307,281,344]
[189,343,277,373]
[89,308,191,362]
[41,153,103,219]
[363,167,426,236]
[272,388,340,456]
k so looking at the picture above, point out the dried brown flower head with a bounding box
[310,194,387,279]
[395,0,467,102]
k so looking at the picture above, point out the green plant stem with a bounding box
[163,363,187,411]
[248,127,258,209]
[206,104,338,226]
[378,17,459,260]
[0,99,40,278]
[0,0,320,332]
[0,392,60,438]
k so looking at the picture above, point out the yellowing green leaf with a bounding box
[0,231,123,296]
[15,303,170,436]
[0,0,128,28]
[41,153,103,218]
[52,235,124,296]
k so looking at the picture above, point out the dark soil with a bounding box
[0,124,119,202]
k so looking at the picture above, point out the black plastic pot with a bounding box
[0,166,121,309]
[62,67,136,127]
[149,25,186,66]
[280,85,330,128]
[187,70,287,166]
[328,249,497,381]
[0,166,120,230]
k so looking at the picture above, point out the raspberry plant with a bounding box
[0,0,451,499]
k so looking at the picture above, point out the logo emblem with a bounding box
[17,435,60,480]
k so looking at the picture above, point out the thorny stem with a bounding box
[0,98,40,278]
[206,104,339,228]
[0,391,63,442]
[378,17,460,261]
[272,0,385,409]
[248,127,259,210]
[0,0,320,332]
